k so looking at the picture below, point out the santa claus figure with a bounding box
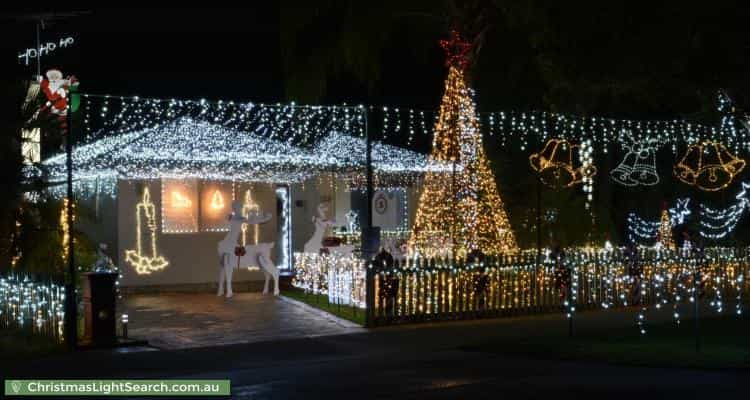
[39,69,78,131]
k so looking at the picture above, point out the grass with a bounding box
[282,287,365,326]
[0,328,67,362]
[467,314,750,369]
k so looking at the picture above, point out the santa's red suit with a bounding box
[39,69,78,133]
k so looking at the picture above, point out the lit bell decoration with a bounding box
[674,141,746,191]
[611,136,660,186]
[529,138,597,189]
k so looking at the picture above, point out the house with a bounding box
[41,117,441,292]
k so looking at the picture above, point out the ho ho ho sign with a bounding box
[18,36,75,66]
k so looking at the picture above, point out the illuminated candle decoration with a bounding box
[125,187,169,274]
[241,189,261,246]
[161,178,198,233]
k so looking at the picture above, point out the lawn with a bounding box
[467,314,750,369]
[282,287,365,326]
[0,328,67,363]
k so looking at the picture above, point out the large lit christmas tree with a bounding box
[409,31,517,258]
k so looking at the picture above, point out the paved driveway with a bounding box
[121,292,363,349]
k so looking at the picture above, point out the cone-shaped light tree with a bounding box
[409,31,517,258]
[657,207,676,250]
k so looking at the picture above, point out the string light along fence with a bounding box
[292,247,749,327]
[0,273,66,342]
[368,248,749,326]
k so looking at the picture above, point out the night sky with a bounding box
[4,5,750,116]
[4,8,445,108]
[7,8,285,101]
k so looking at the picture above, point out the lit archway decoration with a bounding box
[529,138,597,189]
[674,141,745,191]
[125,187,169,274]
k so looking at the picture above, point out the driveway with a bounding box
[121,292,363,349]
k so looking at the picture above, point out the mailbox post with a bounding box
[82,272,118,346]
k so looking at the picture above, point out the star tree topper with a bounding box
[439,30,472,70]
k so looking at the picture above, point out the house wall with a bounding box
[118,179,278,287]
[114,176,419,287]
[291,177,419,253]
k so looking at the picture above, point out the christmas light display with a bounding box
[200,181,233,232]
[0,274,66,342]
[674,141,745,192]
[529,138,597,189]
[125,188,169,275]
[59,198,74,262]
[17,36,75,66]
[439,30,472,70]
[479,91,750,152]
[209,190,225,210]
[80,93,365,143]
[39,69,79,134]
[409,64,517,257]
[579,139,595,210]
[627,199,691,245]
[240,189,260,247]
[363,248,749,325]
[610,133,661,186]
[345,186,410,232]
[276,186,292,271]
[41,117,442,197]
[699,182,750,239]
[292,253,366,308]
[657,207,676,250]
[161,178,198,234]
[376,104,750,153]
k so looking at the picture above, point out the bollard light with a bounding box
[121,313,128,340]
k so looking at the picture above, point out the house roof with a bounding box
[41,118,449,193]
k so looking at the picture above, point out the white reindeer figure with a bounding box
[303,203,355,257]
[217,200,279,298]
